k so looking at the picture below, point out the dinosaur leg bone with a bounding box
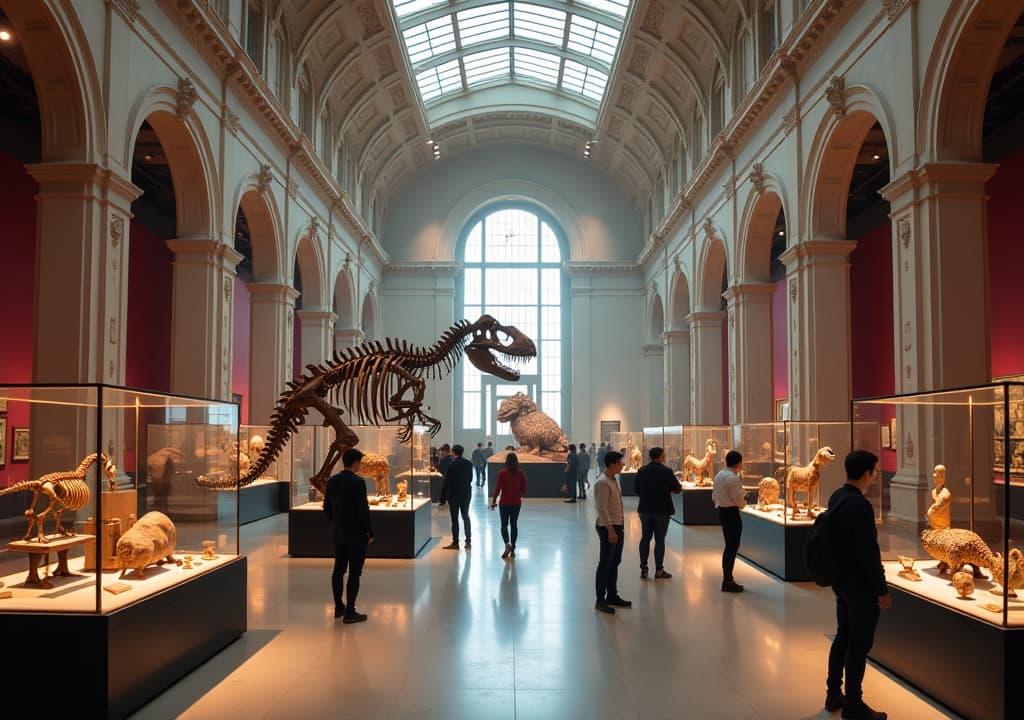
[31,484,60,542]
[308,396,361,496]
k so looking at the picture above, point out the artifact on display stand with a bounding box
[782,446,836,519]
[927,464,952,529]
[683,438,717,486]
[496,392,568,458]
[897,556,921,581]
[757,476,780,510]
[116,510,180,578]
[361,453,393,505]
[953,570,975,599]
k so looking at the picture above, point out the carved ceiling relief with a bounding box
[176,77,198,119]
[617,83,638,112]
[628,46,652,78]
[356,0,383,39]
[607,115,626,141]
[749,162,765,193]
[373,46,396,78]
[642,3,666,36]
[389,84,407,111]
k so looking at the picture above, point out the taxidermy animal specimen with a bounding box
[782,446,836,517]
[197,315,536,494]
[0,453,116,542]
[496,392,568,455]
[360,453,392,499]
[116,511,179,578]
[683,439,717,486]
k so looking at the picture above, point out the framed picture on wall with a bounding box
[0,396,7,412]
[889,418,897,449]
[12,427,29,462]
[994,374,1024,475]
[0,417,6,467]
[881,425,891,449]
[599,420,620,446]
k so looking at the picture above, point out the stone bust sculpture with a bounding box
[926,464,952,530]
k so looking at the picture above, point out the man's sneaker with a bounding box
[342,611,368,624]
[825,693,845,712]
[594,600,615,614]
[655,569,672,579]
[606,596,632,608]
[464,540,472,549]
[334,603,346,619]
[841,701,887,720]
[721,580,744,593]
[640,566,649,579]
[443,541,459,549]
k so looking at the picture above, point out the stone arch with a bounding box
[1,0,101,161]
[332,264,356,328]
[668,268,692,330]
[696,231,728,310]
[737,184,786,283]
[649,291,665,340]
[234,182,283,281]
[361,290,377,339]
[922,0,1024,162]
[125,85,217,239]
[805,87,895,239]
[293,230,326,308]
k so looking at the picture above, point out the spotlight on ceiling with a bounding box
[0,30,11,42]
[778,230,784,237]
[584,139,597,159]
[872,153,880,161]
[143,153,153,162]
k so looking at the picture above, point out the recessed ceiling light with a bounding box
[0,30,11,42]
[778,230,784,236]
[872,154,880,161]
[143,153,153,161]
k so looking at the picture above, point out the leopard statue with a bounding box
[359,453,392,500]
[920,528,995,579]
[496,392,568,456]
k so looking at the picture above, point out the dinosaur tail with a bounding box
[195,403,306,490]
[0,480,38,496]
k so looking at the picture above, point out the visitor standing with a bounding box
[489,452,527,558]
[471,442,487,488]
[576,442,591,499]
[711,450,746,593]
[563,444,579,503]
[324,448,373,624]
[824,450,890,720]
[636,446,681,579]
[436,443,452,506]
[441,444,474,549]
[593,450,630,614]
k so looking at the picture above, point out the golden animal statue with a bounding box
[0,452,116,542]
[782,446,837,518]
[359,453,392,499]
[683,439,717,486]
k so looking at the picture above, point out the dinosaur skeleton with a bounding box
[197,314,535,494]
[0,452,117,542]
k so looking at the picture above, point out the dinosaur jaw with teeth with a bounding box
[464,314,537,382]
[466,345,530,381]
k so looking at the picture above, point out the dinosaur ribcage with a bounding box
[54,479,91,511]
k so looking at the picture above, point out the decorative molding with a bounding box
[257,164,273,194]
[176,77,198,119]
[825,76,846,117]
[789,278,798,303]
[108,0,141,22]
[357,0,383,39]
[749,162,765,194]
[110,216,124,247]
[783,105,799,132]
[723,178,735,200]
[897,216,911,249]
[223,107,240,135]
[287,179,298,200]
[882,0,911,21]
[309,217,320,240]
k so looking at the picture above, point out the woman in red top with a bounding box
[490,453,527,559]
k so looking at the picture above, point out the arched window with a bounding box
[455,205,568,445]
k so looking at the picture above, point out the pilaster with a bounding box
[688,310,726,424]
[663,329,691,425]
[643,342,664,426]
[723,283,776,422]
[247,282,300,423]
[297,307,336,368]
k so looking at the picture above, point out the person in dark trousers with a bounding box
[593,450,630,614]
[471,442,487,488]
[441,444,474,549]
[490,452,527,558]
[711,450,746,592]
[824,450,890,720]
[436,443,452,505]
[324,447,373,624]
[563,443,579,503]
[576,442,591,499]
[636,446,681,579]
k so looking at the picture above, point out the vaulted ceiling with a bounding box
[281,0,745,216]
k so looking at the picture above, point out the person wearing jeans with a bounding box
[711,450,746,593]
[636,446,681,579]
[593,451,630,614]
[490,452,527,558]
[440,444,474,549]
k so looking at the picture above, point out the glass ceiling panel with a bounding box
[392,0,631,117]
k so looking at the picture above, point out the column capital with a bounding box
[167,239,244,267]
[686,310,726,326]
[247,282,301,302]
[779,239,857,269]
[723,282,776,303]
[296,308,338,323]
[27,162,142,203]
[880,162,999,203]
[642,343,663,358]
[663,329,690,341]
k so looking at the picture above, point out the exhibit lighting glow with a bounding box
[0,30,11,41]
[872,153,880,161]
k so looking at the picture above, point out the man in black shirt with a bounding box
[824,450,890,720]
[442,444,475,549]
[635,446,681,579]
[324,448,374,624]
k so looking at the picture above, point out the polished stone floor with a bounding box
[130,495,958,720]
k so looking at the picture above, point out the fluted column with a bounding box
[297,307,336,369]
[166,240,243,401]
[643,342,664,426]
[779,240,857,421]
[248,283,299,423]
[664,329,690,425]
[724,283,776,422]
[688,310,726,424]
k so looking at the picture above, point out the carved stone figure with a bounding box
[626,438,642,472]
[989,547,1024,598]
[921,527,995,578]
[202,540,217,560]
[116,510,179,578]
[757,477,780,509]
[396,479,408,502]
[897,556,921,581]
[782,446,837,518]
[359,453,392,499]
[926,464,951,529]
[496,392,568,455]
[0,452,116,542]
[952,571,975,599]
[683,439,717,486]
[196,315,536,495]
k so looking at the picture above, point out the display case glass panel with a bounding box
[662,425,684,477]
[290,425,325,506]
[238,424,282,483]
[680,425,732,487]
[609,431,644,472]
[0,384,239,613]
[642,426,663,468]
[854,383,1023,627]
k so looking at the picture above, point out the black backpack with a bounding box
[803,496,854,587]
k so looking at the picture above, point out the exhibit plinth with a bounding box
[619,471,637,496]
[487,460,568,498]
[0,556,247,719]
[217,480,289,525]
[669,486,717,525]
[288,499,432,558]
[737,508,812,581]
[871,584,1023,720]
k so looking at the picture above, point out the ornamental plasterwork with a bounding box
[749,162,765,194]
[287,179,298,200]
[607,115,626,140]
[309,217,320,240]
[789,278,797,303]
[723,179,735,200]
[257,164,273,194]
[108,0,141,22]
[357,0,383,39]
[783,105,799,131]
[224,107,240,135]
[176,78,198,119]
[629,46,652,78]
[617,83,638,112]
[110,216,124,247]
[825,76,846,117]
[373,46,396,77]
[642,3,666,36]
[882,0,909,21]
[389,85,407,111]
[898,216,911,249]
[703,218,715,238]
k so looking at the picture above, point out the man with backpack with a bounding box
[823,450,891,720]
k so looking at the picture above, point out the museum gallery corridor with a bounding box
[129,496,956,720]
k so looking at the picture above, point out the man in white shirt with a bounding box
[593,450,630,614]
[712,450,747,593]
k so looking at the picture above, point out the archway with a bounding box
[693,233,728,424]
[647,292,665,425]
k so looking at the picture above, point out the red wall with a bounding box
[232,277,251,425]
[125,220,173,392]
[988,147,1024,378]
[772,277,788,406]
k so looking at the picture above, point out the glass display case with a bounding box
[610,430,644,495]
[0,384,246,718]
[673,425,733,524]
[288,425,432,558]
[854,384,1024,720]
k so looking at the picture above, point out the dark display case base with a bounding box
[288,501,432,558]
[218,481,289,525]
[870,584,1023,720]
[0,557,247,719]
[669,486,718,525]
[619,471,637,496]
[737,510,812,581]
[487,460,569,498]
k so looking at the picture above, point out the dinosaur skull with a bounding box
[464,315,537,382]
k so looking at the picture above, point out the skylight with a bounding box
[392,0,631,120]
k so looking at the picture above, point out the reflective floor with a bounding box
[130,495,959,720]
